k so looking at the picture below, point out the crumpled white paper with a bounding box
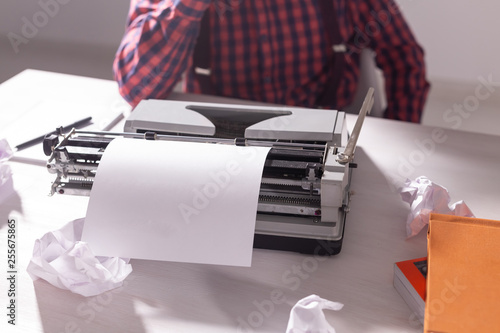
[0,138,13,186]
[27,218,132,297]
[400,176,475,238]
[286,294,344,333]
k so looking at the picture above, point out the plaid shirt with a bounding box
[114,0,430,122]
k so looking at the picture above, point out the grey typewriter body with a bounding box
[45,92,372,255]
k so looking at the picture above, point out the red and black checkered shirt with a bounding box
[113,0,430,122]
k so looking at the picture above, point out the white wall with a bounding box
[398,0,500,84]
[0,0,129,48]
[0,0,130,82]
[396,0,500,135]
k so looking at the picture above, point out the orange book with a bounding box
[425,213,500,332]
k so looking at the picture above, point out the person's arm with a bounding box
[352,0,430,123]
[113,0,211,107]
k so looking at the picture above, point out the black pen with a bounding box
[14,116,93,151]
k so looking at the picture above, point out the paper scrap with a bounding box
[286,294,344,333]
[400,176,474,238]
[27,218,132,297]
[0,138,13,186]
[0,137,13,160]
[82,138,270,266]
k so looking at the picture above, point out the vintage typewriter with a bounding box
[44,89,373,255]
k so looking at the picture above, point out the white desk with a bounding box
[1,70,499,333]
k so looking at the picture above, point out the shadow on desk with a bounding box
[33,256,296,332]
[0,176,24,228]
[127,257,296,332]
[336,147,426,331]
[34,279,147,333]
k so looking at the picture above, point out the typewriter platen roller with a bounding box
[44,89,373,255]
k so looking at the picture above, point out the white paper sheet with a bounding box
[81,138,270,266]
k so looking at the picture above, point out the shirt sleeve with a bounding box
[113,0,211,107]
[351,0,430,123]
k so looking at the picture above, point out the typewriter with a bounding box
[44,89,373,255]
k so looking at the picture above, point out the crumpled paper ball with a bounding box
[400,176,474,238]
[0,138,13,186]
[286,294,344,333]
[27,218,132,297]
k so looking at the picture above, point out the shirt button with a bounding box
[259,34,268,42]
[264,76,271,84]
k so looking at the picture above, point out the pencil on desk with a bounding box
[14,116,92,151]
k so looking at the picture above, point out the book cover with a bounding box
[394,257,427,324]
